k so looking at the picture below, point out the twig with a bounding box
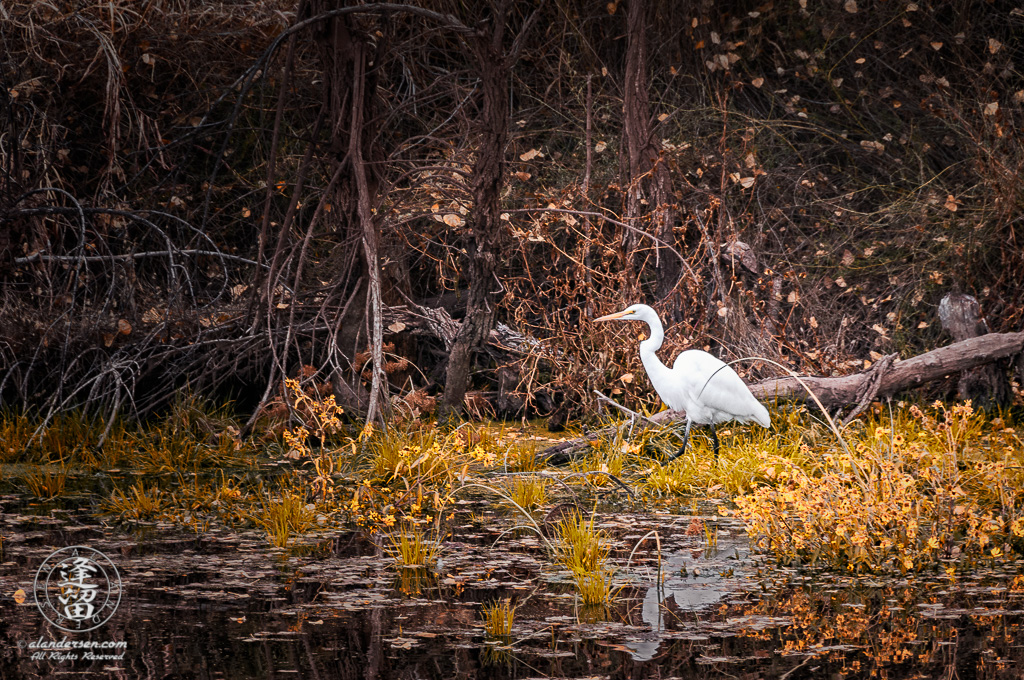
[592,390,660,426]
[14,249,265,268]
[841,353,897,426]
[559,471,636,501]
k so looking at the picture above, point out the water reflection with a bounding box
[3,502,1024,679]
[625,548,733,662]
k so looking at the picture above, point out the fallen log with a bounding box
[537,331,1024,463]
[748,331,1024,405]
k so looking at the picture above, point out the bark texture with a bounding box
[438,14,511,419]
[621,0,679,313]
[938,293,1011,410]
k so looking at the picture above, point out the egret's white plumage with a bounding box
[595,303,769,458]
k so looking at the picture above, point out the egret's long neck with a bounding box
[638,312,671,380]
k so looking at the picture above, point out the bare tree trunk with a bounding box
[309,4,386,421]
[349,44,385,424]
[621,0,679,313]
[438,14,512,419]
[938,293,1011,410]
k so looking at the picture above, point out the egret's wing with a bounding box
[675,350,770,427]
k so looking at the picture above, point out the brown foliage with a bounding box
[2,1,1022,422]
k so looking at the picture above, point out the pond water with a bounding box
[3,485,1024,679]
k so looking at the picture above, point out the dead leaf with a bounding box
[930,42,943,51]
[443,214,464,227]
[787,290,799,303]
[13,589,26,604]
[594,141,607,153]
[118,319,132,335]
[841,250,855,266]
[872,324,888,336]
[944,195,958,211]
[620,373,634,384]
[142,308,162,323]
[102,332,115,347]
[388,321,407,333]
[844,0,858,12]
[917,321,928,329]
[984,101,999,116]
[809,316,819,329]
[514,171,531,181]
[519,148,542,162]
[751,77,764,88]
[739,176,755,188]
[835,277,848,288]
[717,306,729,317]
[988,38,1002,54]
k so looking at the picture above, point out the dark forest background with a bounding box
[1,0,1021,430]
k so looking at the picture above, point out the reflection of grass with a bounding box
[481,598,516,639]
[394,567,436,596]
[23,466,68,499]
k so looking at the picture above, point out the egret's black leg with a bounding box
[666,420,692,462]
[710,425,720,459]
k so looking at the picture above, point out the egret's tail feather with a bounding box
[753,403,771,429]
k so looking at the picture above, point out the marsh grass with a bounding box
[508,476,548,510]
[732,402,1024,572]
[0,399,251,471]
[103,481,165,520]
[481,598,516,639]
[22,466,69,499]
[0,411,33,463]
[387,521,439,568]
[255,490,317,547]
[504,442,541,472]
[569,428,645,489]
[349,423,523,532]
[554,508,616,605]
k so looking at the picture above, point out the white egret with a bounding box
[594,304,770,460]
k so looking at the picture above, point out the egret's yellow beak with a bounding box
[594,310,632,322]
